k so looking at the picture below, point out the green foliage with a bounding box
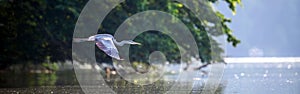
[0,0,241,68]
[216,12,241,47]
[209,0,242,47]
[225,0,242,15]
[0,0,88,68]
[209,0,242,15]
[0,72,57,87]
[99,0,241,64]
[42,63,59,71]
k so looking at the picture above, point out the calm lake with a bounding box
[0,63,299,94]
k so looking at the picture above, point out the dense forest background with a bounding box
[0,0,240,70]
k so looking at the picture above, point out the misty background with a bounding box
[217,0,300,57]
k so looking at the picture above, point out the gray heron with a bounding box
[74,34,141,60]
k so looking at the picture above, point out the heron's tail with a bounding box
[73,38,89,43]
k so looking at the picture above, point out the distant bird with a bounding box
[74,34,141,60]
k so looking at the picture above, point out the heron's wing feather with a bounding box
[95,39,121,60]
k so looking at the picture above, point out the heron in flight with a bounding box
[74,34,141,60]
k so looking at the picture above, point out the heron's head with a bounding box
[88,36,95,41]
[127,40,141,45]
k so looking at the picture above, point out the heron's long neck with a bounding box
[113,39,129,46]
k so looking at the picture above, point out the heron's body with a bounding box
[74,34,141,60]
[93,34,121,60]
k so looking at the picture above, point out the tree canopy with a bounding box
[0,0,241,69]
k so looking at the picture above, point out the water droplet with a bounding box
[295,72,298,76]
[265,70,269,74]
[263,74,267,77]
[280,83,283,86]
[240,73,245,77]
[171,70,176,74]
[277,64,283,68]
[279,73,282,77]
[287,64,292,69]
[271,88,275,91]
[286,80,293,83]
[234,74,239,79]
[111,71,116,75]
[193,78,201,81]
[134,80,138,83]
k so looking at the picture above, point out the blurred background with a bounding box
[218,0,300,57]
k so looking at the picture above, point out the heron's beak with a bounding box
[133,42,142,45]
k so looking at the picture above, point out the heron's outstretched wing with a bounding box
[95,38,121,60]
